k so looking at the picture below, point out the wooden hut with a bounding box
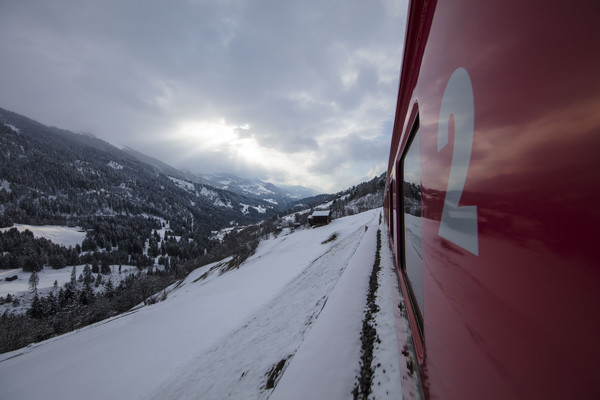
[308,210,331,226]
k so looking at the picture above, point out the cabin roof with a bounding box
[311,210,331,217]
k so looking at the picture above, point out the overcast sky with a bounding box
[0,0,407,193]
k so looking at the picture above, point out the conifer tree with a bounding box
[79,264,95,305]
[28,270,39,294]
[105,277,115,299]
[82,264,93,286]
[28,293,43,319]
[70,266,77,288]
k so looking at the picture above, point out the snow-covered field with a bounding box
[0,224,87,248]
[0,209,415,399]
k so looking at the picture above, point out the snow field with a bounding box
[0,264,139,315]
[0,224,87,248]
[0,209,407,399]
[270,211,379,399]
[0,265,138,298]
[150,220,370,399]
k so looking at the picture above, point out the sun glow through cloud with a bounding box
[175,120,260,161]
[0,0,408,193]
[172,119,304,176]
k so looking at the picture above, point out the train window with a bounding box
[402,125,424,331]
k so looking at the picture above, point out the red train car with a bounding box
[384,0,600,398]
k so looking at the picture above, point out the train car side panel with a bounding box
[386,0,600,398]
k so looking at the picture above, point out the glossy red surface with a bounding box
[385,0,600,398]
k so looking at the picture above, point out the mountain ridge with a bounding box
[0,107,287,260]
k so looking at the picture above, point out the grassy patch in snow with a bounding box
[264,355,292,390]
[321,232,338,244]
[352,229,382,399]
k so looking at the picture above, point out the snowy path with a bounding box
[0,209,406,400]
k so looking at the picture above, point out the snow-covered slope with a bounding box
[0,209,415,399]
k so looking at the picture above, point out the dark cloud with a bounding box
[0,0,407,192]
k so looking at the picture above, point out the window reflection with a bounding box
[403,129,424,322]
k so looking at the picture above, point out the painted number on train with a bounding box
[437,67,478,256]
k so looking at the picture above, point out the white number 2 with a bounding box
[437,67,478,256]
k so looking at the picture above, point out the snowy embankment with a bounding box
[0,209,410,399]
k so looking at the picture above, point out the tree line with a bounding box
[0,264,180,353]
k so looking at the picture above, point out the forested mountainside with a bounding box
[192,173,318,208]
[285,172,386,224]
[119,149,318,209]
[0,108,284,255]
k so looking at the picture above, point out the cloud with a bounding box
[0,0,407,192]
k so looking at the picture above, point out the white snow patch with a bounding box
[240,184,275,196]
[201,187,233,208]
[239,203,267,214]
[210,227,234,242]
[199,186,219,199]
[264,198,278,205]
[317,200,334,209]
[0,224,87,248]
[4,123,20,133]
[168,176,195,192]
[107,161,123,170]
[214,199,233,209]
[252,205,267,214]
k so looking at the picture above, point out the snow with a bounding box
[253,205,267,213]
[209,226,237,242]
[107,161,123,170]
[318,200,334,209]
[0,265,138,298]
[0,268,68,298]
[4,123,20,133]
[0,209,409,399]
[199,186,218,199]
[198,186,233,208]
[312,210,331,217]
[240,203,267,214]
[370,231,406,398]
[168,176,195,192]
[271,215,378,399]
[240,183,275,196]
[241,203,250,214]
[0,224,87,248]
[0,179,11,193]
[0,264,141,315]
[0,264,138,315]
[214,198,234,209]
